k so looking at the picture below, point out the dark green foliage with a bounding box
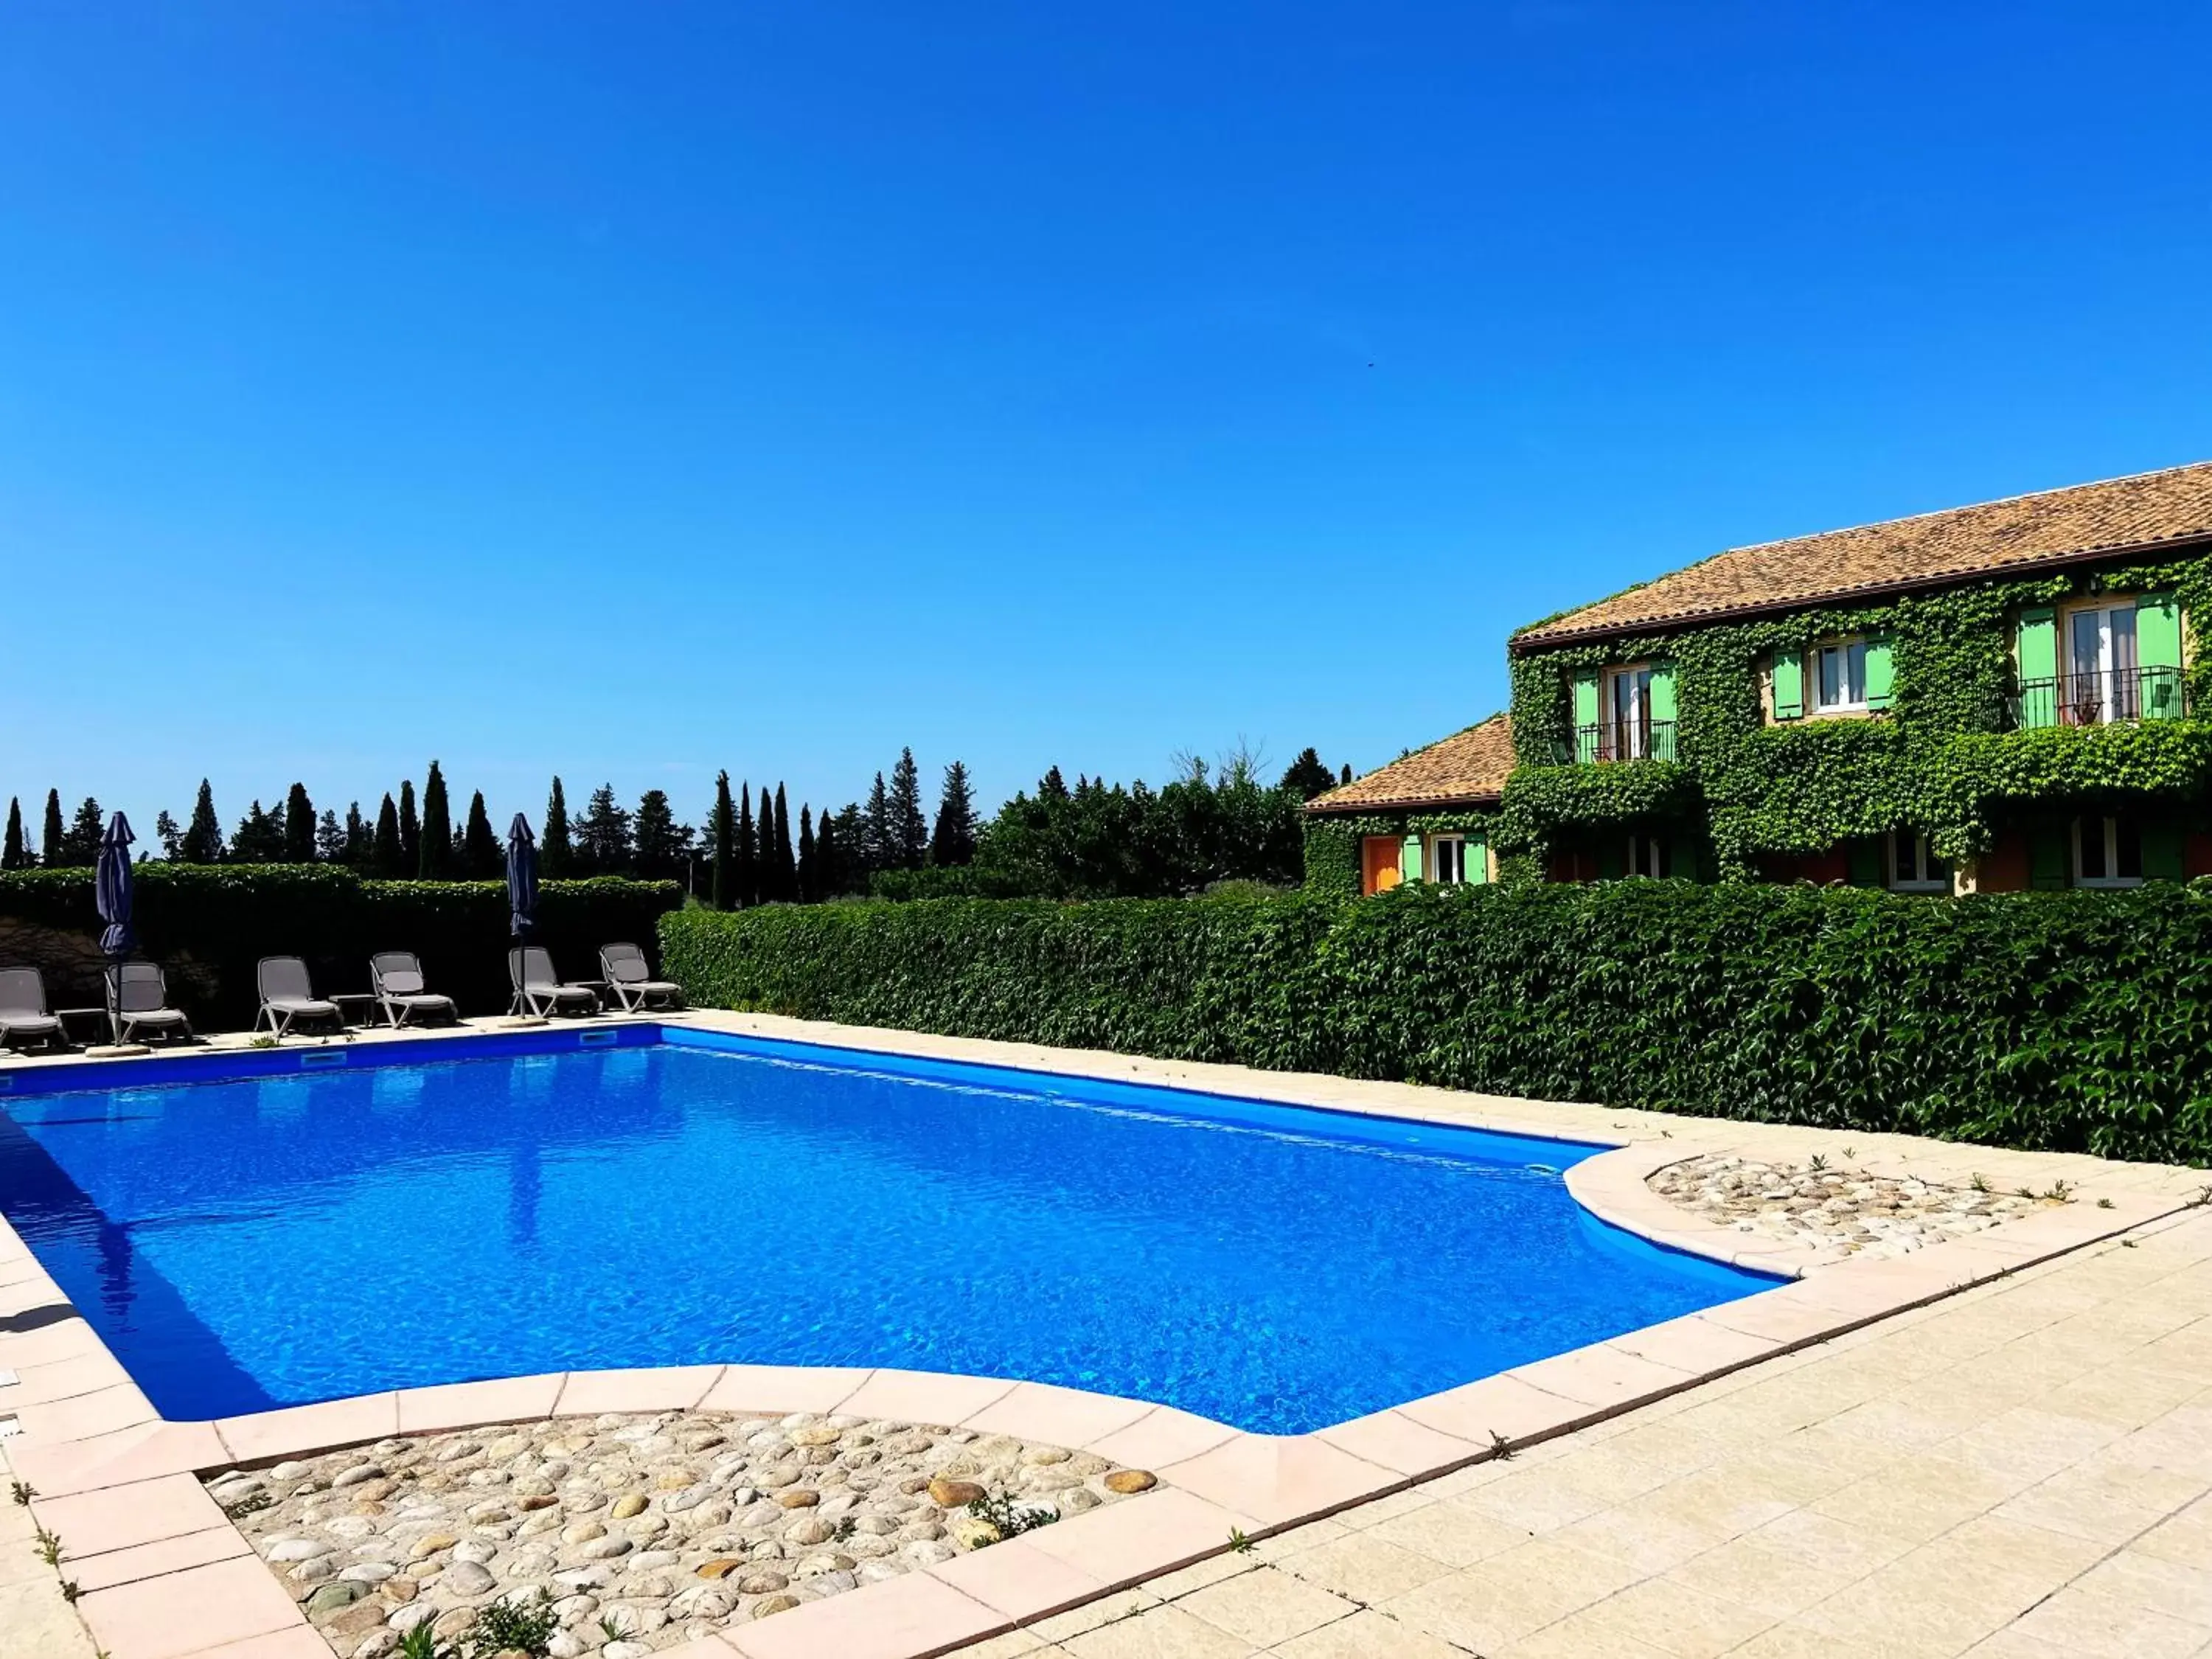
[284,785,317,863]
[182,779,224,864]
[420,762,453,878]
[314,809,344,863]
[771,785,796,901]
[57,797,104,867]
[967,1491,1057,1540]
[0,866,678,1030]
[710,772,735,911]
[1,799,25,869]
[887,748,928,869]
[577,784,632,875]
[662,881,2212,1164]
[817,808,847,897]
[1279,748,1338,802]
[398,779,421,874]
[633,789,686,882]
[862,771,892,875]
[736,783,757,905]
[543,777,574,877]
[41,790,63,866]
[462,1589,559,1655]
[462,792,502,878]
[930,761,978,867]
[342,801,369,866]
[230,800,285,863]
[372,794,403,875]
[1301,807,1498,900]
[796,805,817,901]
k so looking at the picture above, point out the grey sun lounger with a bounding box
[599,942,684,1012]
[508,946,600,1018]
[254,956,346,1037]
[107,961,192,1045]
[369,952,458,1029]
[0,967,68,1052]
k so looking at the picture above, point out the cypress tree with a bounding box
[710,772,735,910]
[543,777,574,877]
[814,810,838,898]
[736,784,757,906]
[929,760,978,866]
[862,772,891,875]
[771,784,795,900]
[796,805,816,902]
[181,780,224,863]
[1340,762,1353,785]
[462,791,501,877]
[398,780,421,874]
[284,783,317,861]
[420,762,452,878]
[3,797,27,868]
[41,790,64,866]
[372,793,403,875]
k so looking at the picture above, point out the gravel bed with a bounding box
[1649,1154,2061,1263]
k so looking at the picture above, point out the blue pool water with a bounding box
[0,1029,1775,1433]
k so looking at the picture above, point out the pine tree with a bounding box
[796,804,817,902]
[41,790,64,866]
[232,800,285,863]
[577,784,633,875]
[341,801,369,866]
[1,798,24,869]
[770,784,795,900]
[153,810,183,860]
[635,789,685,881]
[862,772,891,875]
[1279,748,1337,801]
[283,783,316,861]
[541,777,574,877]
[453,791,496,877]
[832,803,864,891]
[888,748,927,869]
[315,808,345,862]
[57,796,103,866]
[398,780,421,874]
[181,780,224,863]
[419,762,452,877]
[736,784,757,905]
[1040,765,1069,801]
[929,760,978,866]
[372,793,403,875]
[710,772,735,910]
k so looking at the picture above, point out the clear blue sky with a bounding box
[3,3,2208,842]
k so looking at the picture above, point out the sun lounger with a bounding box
[107,961,192,1045]
[254,956,346,1038]
[598,942,684,1012]
[0,967,68,1052]
[369,952,458,1029]
[508,946,600,1018]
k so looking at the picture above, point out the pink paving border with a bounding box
[0,1023,2191,1659]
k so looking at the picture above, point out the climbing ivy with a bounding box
[1501,552,2212,877]
[1302,810,1501,899]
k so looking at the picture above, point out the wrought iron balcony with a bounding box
[1554,720,1678,765]
[2009,666,2186,730]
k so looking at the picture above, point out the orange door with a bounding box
[1363,837,1402,895]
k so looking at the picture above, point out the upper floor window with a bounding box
[1566,663,1677,762]
[1773,635,1891,723]
[2014,595,2185,728]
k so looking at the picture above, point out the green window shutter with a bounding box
[1649,661,1678,758]
[1772,650,1804,722]
[1846,838,1883,888]
[1570,670,1600,762]
[2137,594,2183,720]
[2017,608,2058,728]
[2143,818,2185,881]
[1863,635,1895,712]
[1401,835,1423,883]
[1464,829,1489,885]
[2028,822,2069,890]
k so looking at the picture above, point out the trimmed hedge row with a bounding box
[661,883,2212,1164]
[0,866,682,1029]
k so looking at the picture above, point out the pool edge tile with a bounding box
[924,1532,1107,1621]
[720,1569,1006,1659]
[554,1365,726,1416]
[9,1419,230,1498]
[1314,1408,1489,1479]
[699,1363,876,1416]
[77,1553,305,1659]
[838,1368,1020,1427]
[1155,1434,1400,1528]
[959,1380,1157,1450]
[215,1392,401,1467]
[394,1371,568,1435]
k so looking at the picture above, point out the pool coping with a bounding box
[0,1009,2201,1659]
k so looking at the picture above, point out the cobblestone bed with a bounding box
[212,1410,1155,1657]
[1649,1154,2062,1262]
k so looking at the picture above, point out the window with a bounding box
[1888,832,1950,893]
[2073,815,2143,887]
[1605,667,1655,759]
[1625,832,1668,878]
[2065,601,2141,723]
[1427,835,1466,886]
[1812,640,1869,713]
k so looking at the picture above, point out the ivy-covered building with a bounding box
[1303,714,1512,896]
[1502,461,2212,891]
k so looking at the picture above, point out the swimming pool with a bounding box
[0,1028,1776,1434]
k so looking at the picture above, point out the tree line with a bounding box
[0,743,1350,903]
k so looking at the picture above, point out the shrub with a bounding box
[661,881,2212,1164]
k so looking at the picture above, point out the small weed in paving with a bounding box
[970,1490,1058,1541]
[2045,1180,2074,1203]
[467,1591,557,1656]
[397,1629,456,1659]
[830,1516,857,1544]
[9,1481,32,1506]
[1489,1430,1516,1461]
[59,1581,78,1603]
[2098,1197,2115,1209]
[1971,1172,1991,1193]
[31,1526,61,1567]
[248,1034,279,1049]
[1807,1153,1829,1174]
[220,1489,273,1520]
[1228,1526,1255,1554]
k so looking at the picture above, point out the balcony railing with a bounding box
[2009,666,2186,730]
[1555,719,1678,765]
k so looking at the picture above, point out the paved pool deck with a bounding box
[0,1010,2205,1659]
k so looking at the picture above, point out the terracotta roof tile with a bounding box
[1305,714,1514,814]
[1515,460,2212,649]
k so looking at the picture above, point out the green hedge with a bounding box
[0,866,682,1029]
[661,883,2212,1164]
